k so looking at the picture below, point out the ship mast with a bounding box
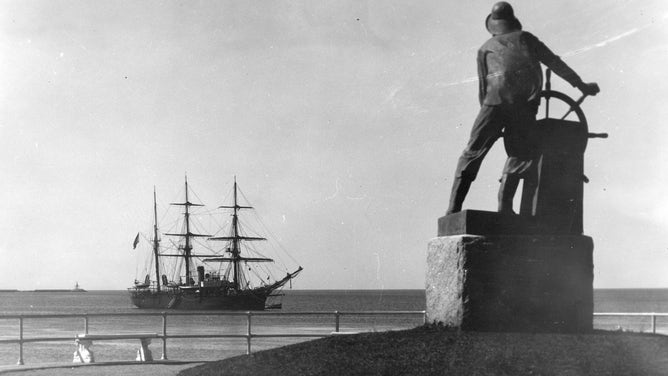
[230,179,244,289]
[164,176,210,286]
[207,177,271,290]
[152,187,161,292]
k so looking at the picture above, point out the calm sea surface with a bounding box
[0,289,665,365]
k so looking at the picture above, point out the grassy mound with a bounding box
[179,326,668,376]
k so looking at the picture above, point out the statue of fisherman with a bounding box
[446,2,600,215]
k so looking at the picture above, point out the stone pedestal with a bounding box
[426,233,593,333]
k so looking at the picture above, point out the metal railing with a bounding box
[2,311,664,366]
[0,310,427,366]
[593,312,668,334]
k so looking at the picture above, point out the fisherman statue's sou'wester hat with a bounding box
[485,1,522,35]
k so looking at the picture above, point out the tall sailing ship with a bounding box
[128,177,302,310]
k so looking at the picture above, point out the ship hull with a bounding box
[128,287,270,310]
[176,288,268,310]
[128,288,180,309]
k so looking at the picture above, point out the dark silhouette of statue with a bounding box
[446,2,600,215]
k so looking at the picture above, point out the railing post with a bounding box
[161,312,168,360]
[246,312,252,355]
[84,315,89,335]
[335,311,340,332]
[17,316,24,366]
[652,314,657,334]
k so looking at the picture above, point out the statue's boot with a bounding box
[498,174,520,214]
[446,176,472,215]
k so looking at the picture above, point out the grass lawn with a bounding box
[178,325,668,376]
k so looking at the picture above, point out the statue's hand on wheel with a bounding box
[577,82,600,97]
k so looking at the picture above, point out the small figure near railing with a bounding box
[73,333,158,363]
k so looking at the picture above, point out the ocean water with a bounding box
[0,289,425,365]
[0,289,665,366]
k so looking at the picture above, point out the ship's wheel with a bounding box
[538,90,590,154]
[521,70,607,234]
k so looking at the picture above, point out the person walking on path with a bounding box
[446,1,600,215]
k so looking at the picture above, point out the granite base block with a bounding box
[426,234,593,333]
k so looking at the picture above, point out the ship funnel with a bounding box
[197,266,205,282]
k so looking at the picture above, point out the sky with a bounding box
[1,0,667,290]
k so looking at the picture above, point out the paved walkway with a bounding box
[0,361,203,376]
